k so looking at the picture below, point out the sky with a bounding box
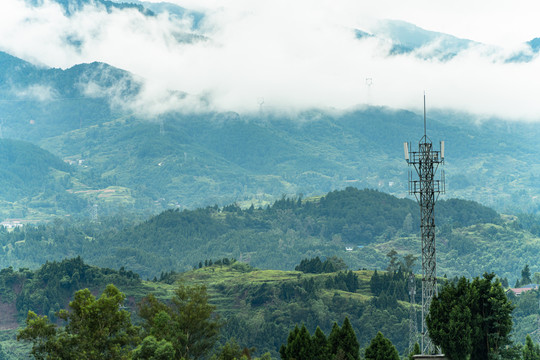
[1,0,540,120]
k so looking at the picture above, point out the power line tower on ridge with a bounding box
[404,95,445,355]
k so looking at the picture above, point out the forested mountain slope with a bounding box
[2,52,540,219]
[0,139,88,219]
[0,188,535,283]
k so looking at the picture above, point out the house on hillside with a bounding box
[507,283,538,296]
[1,220,23,230]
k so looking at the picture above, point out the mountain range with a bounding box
[0,0,539,220]
[1,48,540,220]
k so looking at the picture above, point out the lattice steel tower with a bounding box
[404,95,445,354]
[408,273,418,354]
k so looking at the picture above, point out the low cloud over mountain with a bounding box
[1,0,540,120]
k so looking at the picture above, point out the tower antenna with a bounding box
[423,92,426,138]
[366,77,373,105]
[257,97,265,115]
[404,95,445,355]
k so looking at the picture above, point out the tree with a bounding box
[328,318,359,360]
[401,253,417,274]
[210,338,253,360]
[523,335,540,360]
[386,249,399,273]
[132,336,175,360]
[427,273,514,360]
[279,324,313,360]
[311,327,330,360]
[328,322,341,356]
[17,284,140,360]
[280,320,358,360]
[337,318,359,360]
[469,273,514,360]
[139,283,221,360]
[427,277,472,360]
[364,332,399,360]
[408,342,420,360]
[521,264,533,285]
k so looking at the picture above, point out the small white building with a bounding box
[1,220,23,229]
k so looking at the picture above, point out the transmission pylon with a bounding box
[404,95,445,355]
[90,203,99,223]
[409,273,418,354]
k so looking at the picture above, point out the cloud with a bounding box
[2,0,540,120]
[14,84,58,101]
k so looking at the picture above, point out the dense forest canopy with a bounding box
[0,187,525,281]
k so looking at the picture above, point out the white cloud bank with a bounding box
[2,0,540,120]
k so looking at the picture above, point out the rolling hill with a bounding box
[0,187,535,285]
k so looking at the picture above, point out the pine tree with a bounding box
[327,318,359,360]
[312,326,330,360]
[280,324,312,360]
[339,317,360,360]
[408,342,421,360]
[427,273,514,360]
[328,322,341,356]
[427,277,472,360]
[364,332,400,360]
[523,334,540,360]
[522,264,533,285]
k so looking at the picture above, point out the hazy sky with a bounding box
[1,0,540,119]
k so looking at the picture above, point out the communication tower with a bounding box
[257,97,265,115]
[90,203,99,223]
[404,95,445,354]
[365,77,373,104]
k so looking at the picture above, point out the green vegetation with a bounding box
[2,50,540,219]
[138,284,221,359]
[523,335,540,360]
[279,318,359,360]
[0,139,87,219]
[295,256,347,274]
[18,284,139,360]
[364,332,400,360]
[0,188,517,281]
[0,257,141,327]
[3,48,540,360]
[0,255,536,359]
[427,273,514,360]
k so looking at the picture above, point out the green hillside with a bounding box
[0,139,89,220]
[0,187,533,284]
[0,256,421,358]
[1,51,540,220]
[32,107,540,218]
[0,257,537,359]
